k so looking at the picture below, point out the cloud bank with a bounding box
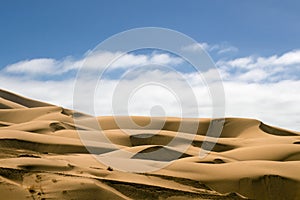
[1,46,300,131]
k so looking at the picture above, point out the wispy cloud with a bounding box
[217,50,300,82]
[4,58,59,75]
[3,51,183,77]
[182,42,238,54]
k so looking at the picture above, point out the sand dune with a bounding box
[0,89,299,199]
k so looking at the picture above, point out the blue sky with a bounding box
[1,0,300,67]
[1,1,300,131]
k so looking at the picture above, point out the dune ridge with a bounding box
[0,89,299,199]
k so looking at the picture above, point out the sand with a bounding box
[0,88,299,199]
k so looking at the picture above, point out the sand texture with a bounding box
[0,89,299,200]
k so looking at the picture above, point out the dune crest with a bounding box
[0,89,299,199]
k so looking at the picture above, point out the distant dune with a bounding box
[0,89,299,199]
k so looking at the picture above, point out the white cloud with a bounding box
[0,75,75,108]
[217,50,300,83]
[220,57,253,69]
[237,69,269,82]
[217,46,239,54]
[74,51,150,70]
[1,48,300,132]
[223,80,300,130]
[4,58,58,75]
[183,42,238,54]
[182,42,210,52]
[149,53,183,66]
[3,51,184,77]
[273,50,300,66]
[218,50,300,70]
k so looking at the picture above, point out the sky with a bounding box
[0,1,300,131]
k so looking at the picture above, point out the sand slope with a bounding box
[0,89,299,200]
